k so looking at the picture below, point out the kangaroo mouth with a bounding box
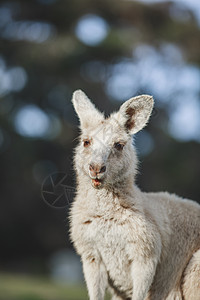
[91,178,103,188]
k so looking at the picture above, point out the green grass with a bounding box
[0,273,88,300]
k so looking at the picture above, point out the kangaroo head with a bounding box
[72,90,154,190]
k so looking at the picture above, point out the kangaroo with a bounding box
[70,90,200,300]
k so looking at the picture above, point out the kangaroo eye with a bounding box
[83,140,91,147]
[114,142,124,151]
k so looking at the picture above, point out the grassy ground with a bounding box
[0,273,88,300]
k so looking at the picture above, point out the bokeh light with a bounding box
[2,21,56,43]
[0,57,27,96]
[14,105,62,139]
[49,250,83,284]
[169,96,200,142]
[106,43,200,103]
[104,43,200,142]
[75,14,109,46]
[14,105,50,138]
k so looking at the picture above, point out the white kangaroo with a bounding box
[70,90,200,300]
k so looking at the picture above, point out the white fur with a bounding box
[70,90,200,300]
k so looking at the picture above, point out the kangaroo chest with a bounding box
[82,213,135,297]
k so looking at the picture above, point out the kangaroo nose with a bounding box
[89,163,106,175]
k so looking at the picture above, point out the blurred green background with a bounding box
[0,0,200,299]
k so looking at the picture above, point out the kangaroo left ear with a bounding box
[72,90,104,129]
[118,95,154,135]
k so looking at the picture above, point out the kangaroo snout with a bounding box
[89,163,106,178]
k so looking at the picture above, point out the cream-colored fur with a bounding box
[70,90,200,300]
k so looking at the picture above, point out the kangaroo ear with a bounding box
[118,95,154,135]
[72,90,104,128]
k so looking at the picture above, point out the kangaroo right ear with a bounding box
[72,90,104,129]
[118,94,154,135]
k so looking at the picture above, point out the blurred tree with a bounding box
[0,0,199,276]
